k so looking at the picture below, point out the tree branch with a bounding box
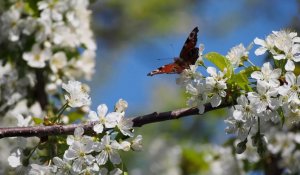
[34,70,48,110]
[0,103,230,139]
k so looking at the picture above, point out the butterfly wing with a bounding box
[178,27,199,65]
[147,62,184,76]
[147,27,199,76]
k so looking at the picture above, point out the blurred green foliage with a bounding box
[91,0,199,47]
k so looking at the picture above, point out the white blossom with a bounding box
[267,132,296,157]
[146,138,182,175]
[226,43,249,68]
[120,141,131,151]
[251,62,281,87]
[115,99,128,113]
[205,67,227,107]
[50,51,67,73]
[176,65,202,87]
[254,35,276,55]
[35,18,51,43]
[232,95,257,126]
[131,135,143,151]
[94,135,121,165]
[186,81,207,114]
[80,163,100,175]
[8,148,23,168]
[62,80,91,108]
[23,44,52,68]
[28,164,53,175]
[254,30,300,71]
[247,81,279,114]
[279,150,300,174]
[206,146,244,175]
[272,30,300,58]
[15,114,32,127]
[38,0,66,22]
[1,8,22,42]
[66,127,93,146]
[278,72,300,102]
[52,157,72,174]
[74,50,96,80]
[88,104,120,134]
[64,141,95,173]
[225,115,249,140]
[116,115,134,137]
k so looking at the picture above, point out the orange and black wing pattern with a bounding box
[179,27,199,65]
[147,27,199,76]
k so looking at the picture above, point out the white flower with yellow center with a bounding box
[226,43,250,68]
[50,51,67,73]
[94,135,121,165]
[251,62,281,88]
[62,80,91,108]
[205,67,227,107]
[88,104,120,134]
[23,44,52,68]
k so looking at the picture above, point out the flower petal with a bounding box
[210,94,221,107]
[88,111,99,122]
[255,47,267,55]
[97,104,108,117]
[109,150,121,165]
[93,123,104,134]
[96,151,108,165]
[74,127,84,137]
[285,72,296,86]
[251,71,263,80]
[72,158,84,173]
[254,37,265,46]
[207,67,217,77]
[273,54,285,60]
[285,59,295,71]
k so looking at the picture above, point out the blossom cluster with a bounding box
[232,130,300,174]
[0,0,96,114]
[254,30,300,71]
[177,29,300,135]
[0,63,34,113]
[51,127,142,175]
[176,45,228,114]
[1,0,300,173]
[266,129,300,173]
[48,97,142,175]
[176,29,300,173]
[225,30,300,141]
[6,80,142,174]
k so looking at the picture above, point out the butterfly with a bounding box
[147,27,199,76]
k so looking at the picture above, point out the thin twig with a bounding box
[0,103,230,139]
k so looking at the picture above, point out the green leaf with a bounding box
[228,66,259,92]
[32,117,43,125]
[205,52,234,78]
[239,66,260,77]
[68,111,84,123]
[229,73,252,91]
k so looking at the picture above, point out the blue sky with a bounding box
[89,0,298,115]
